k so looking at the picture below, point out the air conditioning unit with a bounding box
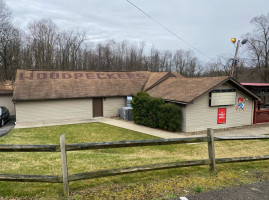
[119,107,133,121]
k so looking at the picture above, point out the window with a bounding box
[210,89,236,106]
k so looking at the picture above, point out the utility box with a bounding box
[119,107,133,121]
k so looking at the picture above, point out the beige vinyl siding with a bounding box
[185,83,253,132]
[16,99,92,125]
[0,94,15,116]
[103,97,126,117]
[180,105,187,132]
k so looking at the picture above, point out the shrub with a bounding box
[158,103,182,131]
[131,92,151,125]
[131,92,182,131]
[131,92,164,128]
[146,97,164,128]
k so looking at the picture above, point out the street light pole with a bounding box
[230,38,248,79]
[230,40,240,78]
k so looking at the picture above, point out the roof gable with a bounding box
[143,71,182,91]
[147,76,259,103]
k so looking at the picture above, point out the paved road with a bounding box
[0,118,15,137]
[175,181,269,200]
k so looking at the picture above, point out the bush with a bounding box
[131,92,164,128]
[158,103,182,131]
[131,92,182,131]
[146,97,164,128]
[131,92,151,125]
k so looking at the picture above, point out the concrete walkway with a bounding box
[99,118,269,139]
[99,118,186,138]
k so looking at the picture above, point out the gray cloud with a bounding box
[5,0,269,62]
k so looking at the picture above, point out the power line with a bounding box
[126,0,215,62]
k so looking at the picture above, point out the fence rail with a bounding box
[0,144,59,152]
[0,129,269,197]
[0,174,61,183]
[1,135,268,152]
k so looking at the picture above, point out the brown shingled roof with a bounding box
[147,76,231,103]
[13,70,259,102]
[13,70,155,101]
[143,72,168,90]
[143,71,183,91]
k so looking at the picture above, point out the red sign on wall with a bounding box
[218,108,226,124]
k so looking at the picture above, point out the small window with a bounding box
[210,89,236,106]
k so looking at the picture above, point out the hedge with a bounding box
[131,92,182,131]
[158,103,182,131]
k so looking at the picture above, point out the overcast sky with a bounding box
[5,0,269,62]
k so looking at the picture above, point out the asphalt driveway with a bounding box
[176,181,269,200]
[0,118,15,137]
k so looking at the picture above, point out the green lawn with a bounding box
[0,122,269,200]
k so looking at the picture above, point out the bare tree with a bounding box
[25,19,58,70]
[245,13,269,82]
[171,49,198,77]
[56,30,86,70]
[0,0,21,81]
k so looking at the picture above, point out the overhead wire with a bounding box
[126,0,215,62]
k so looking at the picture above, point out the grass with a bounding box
[194,186,203,193]
[0,122,269,199]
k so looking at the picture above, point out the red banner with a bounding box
[218,108,226,124]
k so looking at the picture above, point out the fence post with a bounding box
[60,134,69,197]
[207,128,216,172]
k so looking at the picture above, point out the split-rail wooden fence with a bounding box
[0,128,269,197]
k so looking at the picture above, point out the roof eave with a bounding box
[12,94,132,102]
[164,99,188,105]
[0,91,13,95]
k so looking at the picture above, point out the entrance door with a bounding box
[93,98,103,117]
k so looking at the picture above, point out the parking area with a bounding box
[0,118,15,137]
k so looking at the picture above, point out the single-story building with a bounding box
[146,76,259,132]
[0,81,15,116]
[10,69,259,132]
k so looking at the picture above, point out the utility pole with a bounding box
[230,38,248,79]
[230,40,240,78]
